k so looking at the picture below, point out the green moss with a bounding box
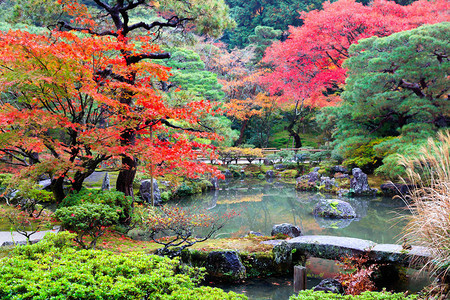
[260,165,273,173]
[280,169,298,178]
[290,290,418,299]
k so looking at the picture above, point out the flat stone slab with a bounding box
[369,244,432,267]
[270,235,432,269]
[287,235,376,260]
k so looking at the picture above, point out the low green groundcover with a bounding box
[290,290,418,300]
[0,232,246,300]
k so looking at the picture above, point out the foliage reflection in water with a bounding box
[174,178,408,244]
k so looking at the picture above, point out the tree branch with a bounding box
[57,21,118,37]
[398,79,426,98]
[126,52,171,64]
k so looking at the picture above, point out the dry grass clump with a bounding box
[399,130,450,295]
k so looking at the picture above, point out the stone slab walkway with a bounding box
[264,235,432,269]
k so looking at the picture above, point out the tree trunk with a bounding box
[116,153,137,198]
[51,176,66,203]
[285,118,302,148]
[235,119,249,146]
[72,169,96,192]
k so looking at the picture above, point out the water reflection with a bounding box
[173,179,408,244]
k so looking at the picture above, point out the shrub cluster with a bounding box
[54,189,133,248]
[0,232,246,300]
[290,290,417,300]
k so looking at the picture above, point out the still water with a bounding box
[175,178,408,244]
[173,178,418,300]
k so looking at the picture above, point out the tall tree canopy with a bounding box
[262,0,449,106]
[320,22,449,176]
[222,0,320,48]
[0,0,233,200]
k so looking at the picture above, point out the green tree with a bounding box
[159,47,238,146]
[248,25,282,63]
[161,48,225,101]
[320,22,449,177]
[222,0,319,48]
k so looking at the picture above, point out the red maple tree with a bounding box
[262,0,449,105]
[0,0,230,201]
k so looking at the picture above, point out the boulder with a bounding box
[247,231,264,237]
[101,173,110,191]
[331,165,348,174]
[308,171,321,183]
[274,164,286,170]
[313,278,344,294]
[263,158,272,165]
[223,169,233,178]
[320,177,337,191]
[266,170,274,178]
[313,167,321,172]
[205,251,246,282]
[271,223,302,238]
[209,177,219,190]
[350,168,377,196]
[380,183,414,196]
[139,179,161,205]
[313,199,356,219]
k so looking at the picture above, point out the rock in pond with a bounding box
[223,169,233,178]
[205,251,246,282]
[313,199,356,219]
[331,165,348,174]
[380,182,414,196]
[139,179,161,205]
[266,170,274,178]
[350,168,377,196]
[271,223,302,238]
[274,164,286,170]
[308,171,321,183]
[209,177,219,190]
[313,278,344,294]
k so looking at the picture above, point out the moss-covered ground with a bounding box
[95,230,277,255]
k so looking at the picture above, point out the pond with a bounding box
[174,178,408,244]
[173,178,425,300]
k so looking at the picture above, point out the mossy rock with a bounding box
[280,169,298,178]
[243,164,261,173]
[260,165,273,173]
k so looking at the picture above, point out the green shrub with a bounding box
[0,233,246,300]
[309,151,331,163]
[343,137,395,174]
[0,173,13,201]
[54,203,119,249]
[60,188,132,223]
[289,290,417,300]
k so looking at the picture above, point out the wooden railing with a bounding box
[261,148,326,155]
[194,147,328,164]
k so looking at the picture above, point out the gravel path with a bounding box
[0,228,60,246]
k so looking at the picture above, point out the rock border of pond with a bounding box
[178,234,433,283]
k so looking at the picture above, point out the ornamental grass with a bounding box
[399,130,450,297]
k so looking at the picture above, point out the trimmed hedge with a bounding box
[0,232,247,300]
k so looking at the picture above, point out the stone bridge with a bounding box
[270,235,432,269]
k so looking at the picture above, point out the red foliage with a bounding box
[337,255,377,295]
[262,0,449,106]
[0,27,222,199]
